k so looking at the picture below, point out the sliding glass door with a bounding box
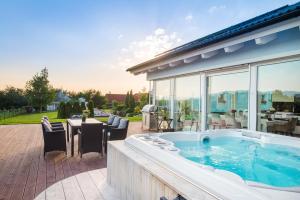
[155,79,171,118]
[257,60,300,135]
[207,71,249,130]
[174,75,201,131]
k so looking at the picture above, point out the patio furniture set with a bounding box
[41,114,129,157]
[208,112,247,129]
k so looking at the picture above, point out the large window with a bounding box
[155,79,171,115]
[207,71,249,130]
[175,75,201,131]
[149,81,154,104]
[257,60,300,136]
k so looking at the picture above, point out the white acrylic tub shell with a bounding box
[124,130,300,200]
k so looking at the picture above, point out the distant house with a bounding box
[47,90,71,111]
[105,94,127,104]
[105,93,145,106]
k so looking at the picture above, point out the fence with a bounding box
[0,108,26,121]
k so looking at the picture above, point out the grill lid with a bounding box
[142,104,156,112]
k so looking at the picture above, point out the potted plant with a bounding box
[82,110,90,122]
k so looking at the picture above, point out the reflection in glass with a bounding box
[257,60,300,136]
[207,71,249,130]
[155,79,171,114]
[149,81,154,104]
[175,75,200,131]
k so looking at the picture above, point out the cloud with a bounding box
[154,28,165,35]
[114,28,182,70]
[117,34,124,39]
[185,14,193,22]
[208,5,226,14]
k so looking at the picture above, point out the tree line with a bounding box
[112,90,149,117]
[0,68,107,112]
[0,68,149,118]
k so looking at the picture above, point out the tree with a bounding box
[0,87,28,109]
[80,102,86,111]
[91,91,107,108]
[73,101,82,114]
[87,100,94,117]
[124,91,129,108]
[139,93,149,108]
[65,102,72,118]
[25,68,55,112]
[57,102,66,118]
[112,100,118,110]
[129,90,136,113]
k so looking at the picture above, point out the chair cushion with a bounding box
[118,119,128,129]
[43,122,52,132]
[107,115,115,125]
[42,118,52,128]
[111,116,121,127]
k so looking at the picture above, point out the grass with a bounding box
[0,111,142,125]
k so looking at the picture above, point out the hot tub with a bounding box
[125,130,300,200]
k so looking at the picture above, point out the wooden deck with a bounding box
[0,122,144,200]
[34,168,119,200]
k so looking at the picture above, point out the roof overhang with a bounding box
[127,3,300,75]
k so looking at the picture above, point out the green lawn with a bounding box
[0,111,141,125]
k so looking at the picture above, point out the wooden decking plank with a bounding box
[61,176,85,200]
[46,154,56,187]
[45,181,65,200]
[0,125,15,157]
[0,125,34,199]
[54,155,65,182]
[75,171,104,200]
[0,126,18,180]
[23,127,43,200]
[34,191,46,200]
[34,141,47,197]
[10,125,39,200]
[0,123,142,200]
[88,169,120,200]
[61,157,73,179]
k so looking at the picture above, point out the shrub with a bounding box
[112,100,118,110]
[57,102,66,118]
[87,100,94,117]
[134,105,141,114]
[73,101,82,114]
[82,109,90,117]
[65,102,72,118]
[24,106,34,113]
[80,102,86,110]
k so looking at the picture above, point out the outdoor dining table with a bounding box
[66,118,102,156]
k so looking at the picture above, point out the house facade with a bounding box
[47,90,71,111]
[127,3,300,135]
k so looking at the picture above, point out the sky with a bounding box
[0,0,298,94]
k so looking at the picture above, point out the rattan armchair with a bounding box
[78,123,103,158]
[109,119,129,140]
[41,122,67,157]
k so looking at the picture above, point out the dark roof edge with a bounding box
[127,2,300,72]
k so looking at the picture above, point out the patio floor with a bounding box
[0,122,144,200]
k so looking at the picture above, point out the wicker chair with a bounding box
[268,118,298,135]
[78,123,103,158]
[106,114,116,125]
[41,122,67,157]
[104,119,129,153]
[42,118,64,130]
[109,119,129,140]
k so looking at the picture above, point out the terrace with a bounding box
[1,1,300,200]
[0,122,144,200]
